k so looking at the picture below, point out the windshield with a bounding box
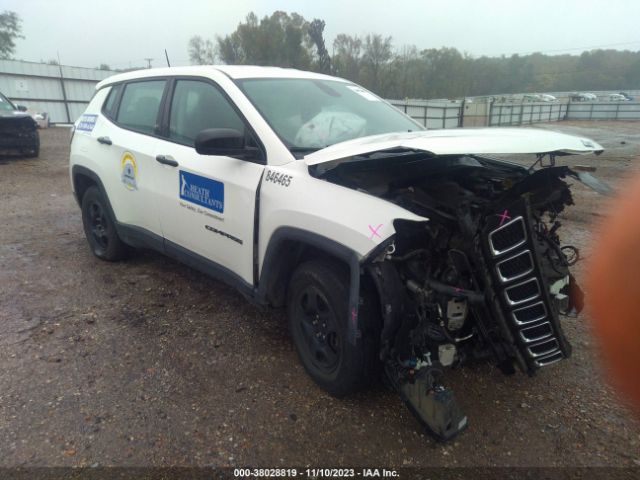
[0,93,16,112]
[236,78,423,152]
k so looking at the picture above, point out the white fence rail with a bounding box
[489,103,568,126]
[390,99,640,128]
[387,99,462,129]
[566,101,640,121]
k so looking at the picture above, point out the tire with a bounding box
[81,185,128,261]
[287,259,379,397]
[25,133,39,158]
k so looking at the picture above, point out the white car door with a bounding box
[151,78,265,285]
[95,79,167,237]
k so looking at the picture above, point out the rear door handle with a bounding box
[97,136,112,145]
[155,154,179,167]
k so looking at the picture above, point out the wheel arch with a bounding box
[71,165,113,214]
[72,165,123,244]
[258,227,364,344]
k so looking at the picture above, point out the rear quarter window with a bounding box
[102,84,122,120]
[116,80,166,135]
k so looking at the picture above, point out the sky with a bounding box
[5,0,640,69]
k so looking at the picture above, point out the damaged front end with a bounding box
[312,147,609,440]
[0,113,39,155]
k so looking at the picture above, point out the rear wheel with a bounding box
[81,186,128,261]
[287,260,379,397]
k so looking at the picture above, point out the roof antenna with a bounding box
[164,49,171,67]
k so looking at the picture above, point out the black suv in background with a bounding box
[0,91,39,158]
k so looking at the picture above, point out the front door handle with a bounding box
[97,136,112,145]
[155,154,179,167]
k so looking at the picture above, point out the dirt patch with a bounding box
[0,124,639,467]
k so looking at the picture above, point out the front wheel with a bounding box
[81,186,128,261]
[25,134,39,158]
[287,260,378,397]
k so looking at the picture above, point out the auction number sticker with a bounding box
[346,85,380,101]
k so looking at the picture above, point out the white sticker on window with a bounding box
[346,85,380,101]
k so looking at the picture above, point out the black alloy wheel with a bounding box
[294,284,341,374]
[88,200,109,251]
[81,186,128,261]
[287,260,380,397]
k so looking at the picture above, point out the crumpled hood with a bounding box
[303,128,604,168]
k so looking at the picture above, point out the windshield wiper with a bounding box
[289,147,322,153]
[288,146,324,159]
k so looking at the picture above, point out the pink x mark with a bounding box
[498,209,511,227]
[368,223,383,240]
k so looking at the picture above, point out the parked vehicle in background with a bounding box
[608,93,629,102]
[523,94,543,102]
[570,92,597,102]
[538,94,558,102]
[69,65,610,441]
[29,110,50,129]
[619,92,634,101]
[0,91,40,157]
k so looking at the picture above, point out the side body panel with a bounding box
[70,86,162,236]
[257,160,428,274]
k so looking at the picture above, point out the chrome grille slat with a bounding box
[527,338,559,358]
[488,216,527,256]
[512,301,547,325]
[519,321,553,343]
[534,351,564,367]
[504,277,540,306]
[496,250,534,283]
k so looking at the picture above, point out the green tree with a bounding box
[361,34,393,92]
[214,11,312,69]
[0,11,23,59]
[307,19,331,73]
[189,35,216,64]
[387,45,430,99]
[188,10,640,99]
[332,34,362,82]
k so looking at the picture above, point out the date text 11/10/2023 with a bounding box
[233,468,399,478]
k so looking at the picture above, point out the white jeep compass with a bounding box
[69,65,609,440]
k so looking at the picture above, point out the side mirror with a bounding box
[16,105,27,112]
[195,128,263,162]
[195,128,244,154]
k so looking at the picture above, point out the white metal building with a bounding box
[0,59,115,124]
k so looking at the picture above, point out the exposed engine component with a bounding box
[445,299,467,331]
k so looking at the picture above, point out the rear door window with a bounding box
[116,80,166,135]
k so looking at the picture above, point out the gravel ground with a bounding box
[0,123,639,468]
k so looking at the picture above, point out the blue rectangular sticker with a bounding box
[179,170,224,213]
[76,114,97,132]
